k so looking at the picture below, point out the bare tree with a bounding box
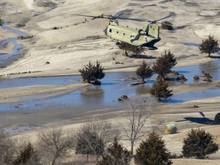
[75,128,105,161]
[38,129,73,165]
[121,97,155,155]
[84,120,120,145]
[75,120,119,162]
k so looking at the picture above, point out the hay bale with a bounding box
[165,123,177,134]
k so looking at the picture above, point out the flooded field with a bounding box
[0,59,220,112]
[176,60,220,84]
[170,87,220,103]
[0,25,27,67]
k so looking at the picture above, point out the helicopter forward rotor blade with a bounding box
[72,14,111,19]
[73,13,148,21]
[114,17,149,22]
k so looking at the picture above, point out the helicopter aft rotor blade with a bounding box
[151,12,175,23]
[72,14,98,18]
[113,11,124,18]
[108,13,174,23]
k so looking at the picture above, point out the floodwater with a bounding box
[0,72,152,112]
[0,24,220,111]
[0,75,80,89]
[176,60,220,84]
[1,59,220,112]
[0,24,27,67]
[169,87,220,103]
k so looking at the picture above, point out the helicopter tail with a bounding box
[146,24,160,39]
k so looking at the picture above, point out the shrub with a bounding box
[79,61,105,85]
[182,129,218,159]
[150,76,173,101]
[13,143,41,165]
[165,51,177,68]
[135,132,172,165]
[153,51,176,78]
[201,71,213,82]
[200,35,219,57]
[136,61,153,83]
[97,138,131,165]
[75,128,105,159]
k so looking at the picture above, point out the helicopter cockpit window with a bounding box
[109,29,112,33]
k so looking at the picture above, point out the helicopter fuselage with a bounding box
[106,21,160,49]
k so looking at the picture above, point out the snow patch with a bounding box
[23,0,34,10]
[199,10,218,16]
[194,24,220,40]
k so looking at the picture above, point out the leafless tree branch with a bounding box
[38,128,74,165]
[121,97,156,155]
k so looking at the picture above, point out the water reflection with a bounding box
[176,60,220,84]
[170,87,220,103]
[135,84,151,95]
[80,86,104,104]
[199,61,220,80]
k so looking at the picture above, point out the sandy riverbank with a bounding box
[0,83,87,103]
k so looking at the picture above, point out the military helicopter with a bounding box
[74,12,174,51]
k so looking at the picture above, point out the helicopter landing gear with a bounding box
[124,50,128,56]
[116,42,144,57]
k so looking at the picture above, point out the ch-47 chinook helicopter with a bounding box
[74,12,174,52]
